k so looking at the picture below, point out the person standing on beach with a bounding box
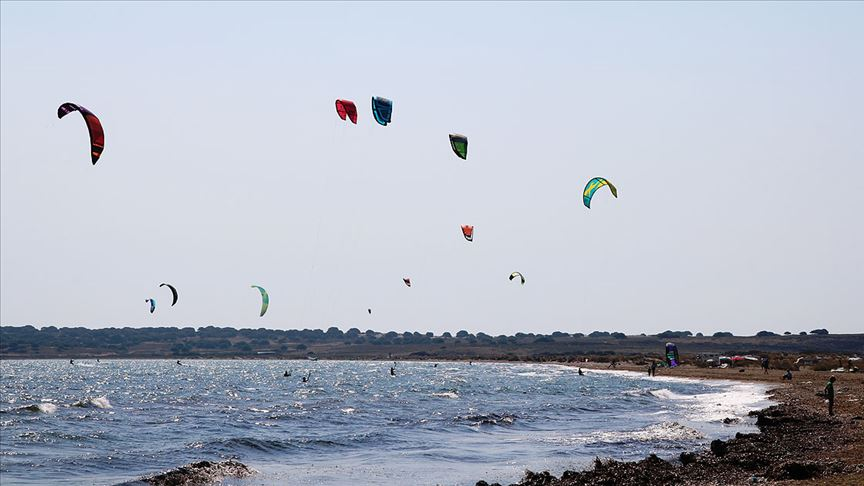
[651,361,657,377]
[761,357,770,374]
[824,376,836,416]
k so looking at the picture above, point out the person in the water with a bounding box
[70,359,74,365]
[302,371,310,383]
[283,370,291,377]
[577,368,584,376]
[176,360,182,366]
[390,366,395,376]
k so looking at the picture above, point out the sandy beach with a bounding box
[476,364,864,486]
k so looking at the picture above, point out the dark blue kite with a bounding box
[372,96,392,126]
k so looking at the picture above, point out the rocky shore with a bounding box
[477,366,864,486]
[137,460,256,486]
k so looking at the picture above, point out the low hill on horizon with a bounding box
[1,325,861,362]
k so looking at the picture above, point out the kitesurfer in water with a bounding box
[177,360,182,366]
[390,367,395,376]
[577,368,584,376]
[302,371,310,383]
[284,370,291,377]
[70,359,74,365]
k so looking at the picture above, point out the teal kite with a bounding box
[582,177,617,208]
[145,298,156,314]
[449,134,468,160]
[251,285,269,317]
[372,97,392,126]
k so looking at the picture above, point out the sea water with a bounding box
[0,360,770,485]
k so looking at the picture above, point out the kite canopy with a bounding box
[665,342,680,367]
[368,308,372,314]
[509,272,525,285]
[449,134,468,160]
[251,285,269,317]
[57,102,105,164]
[582,177,618,208]
[145,298,156,314]
[371,97,392,126]
[335,99,358,124]
[461,225,474,242]
[159,283,178,306]
[402,278,411,287]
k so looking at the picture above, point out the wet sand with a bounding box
[477,364,864,486]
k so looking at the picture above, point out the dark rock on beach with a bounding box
[139,460,255,486]
[710,439,728,457]
[679,451,698,465]
[765,460,822,480]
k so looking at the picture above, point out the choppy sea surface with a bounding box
[0,360,770,485]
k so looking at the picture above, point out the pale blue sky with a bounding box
[2,2,862,335]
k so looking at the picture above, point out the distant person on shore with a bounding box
[608,360,618,369]
[824,376,836,416]
[761,357,770,374]
[577,368,584,376]
[651,361,657,376]
[782,369,792,380]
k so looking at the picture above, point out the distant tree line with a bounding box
[0,325,832,357]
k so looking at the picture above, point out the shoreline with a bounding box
[476,363,864,486]
[6,359,861,485]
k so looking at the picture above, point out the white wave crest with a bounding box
[72,396,112,409]
[17,403,57,414]
[648,385,770,422]
[543,421,703,446]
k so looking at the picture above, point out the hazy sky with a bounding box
[2,2,862,336]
